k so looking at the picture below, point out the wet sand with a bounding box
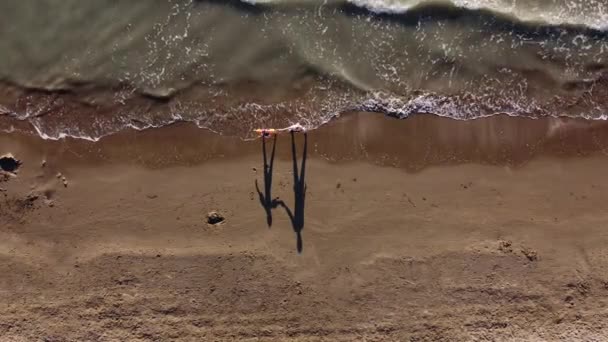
[2,113,608,341]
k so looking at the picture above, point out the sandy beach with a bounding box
[2,0,608,340]
[2,113,608,341]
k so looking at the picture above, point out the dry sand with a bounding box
[2,113,608,341]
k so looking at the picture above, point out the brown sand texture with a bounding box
[2,113,608,341]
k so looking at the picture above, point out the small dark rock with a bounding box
[336,182,341,189]
[207,211,225,225]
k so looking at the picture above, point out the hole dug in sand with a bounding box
[0,153,21,174]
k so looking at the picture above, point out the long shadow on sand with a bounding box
[255,134,279,227]
[276,132,307,253]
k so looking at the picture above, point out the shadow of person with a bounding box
[255,134,279,227]
[277,131,307,253]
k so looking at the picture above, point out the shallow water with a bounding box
[0,0,607,140]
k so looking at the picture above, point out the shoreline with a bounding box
[3,112,608,170]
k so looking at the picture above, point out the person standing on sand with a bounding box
[254,123,307,251]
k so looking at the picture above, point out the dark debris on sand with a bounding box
[206,211,225,225]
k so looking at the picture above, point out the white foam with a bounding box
[346,0,608,30]
[235,0,608,30]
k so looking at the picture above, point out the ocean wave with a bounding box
[236,0,608,30]
[2,77,608,142]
